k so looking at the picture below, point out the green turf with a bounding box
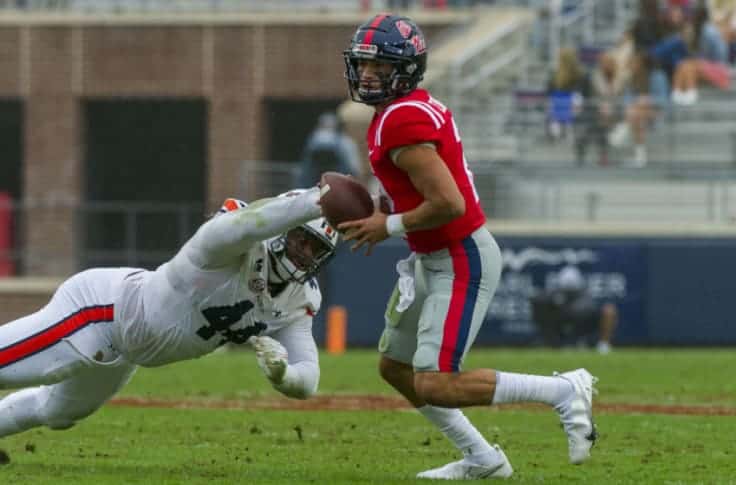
[118,347,736,407]
[1,348,735,484]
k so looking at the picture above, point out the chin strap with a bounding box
[267,251,288,283]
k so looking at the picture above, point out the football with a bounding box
[319,172,374,229]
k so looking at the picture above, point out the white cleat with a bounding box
[417,445,513,480]
[554,368,598,464]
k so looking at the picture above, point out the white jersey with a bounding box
[0,189,325,437]
[112,188,323,368]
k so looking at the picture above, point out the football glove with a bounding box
[248,336,288,385]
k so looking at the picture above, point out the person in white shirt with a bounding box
[0,187,337,439]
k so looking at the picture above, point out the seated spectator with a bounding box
[546,47,586,142]
[608,51,665,167]
[671,4,731,104]
[609,0,671,166]
[631,0,667,57]
[580,51,628,166]
[530,265,618,354]
[649,4,691,81]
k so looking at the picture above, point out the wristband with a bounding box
[385,214,406,237]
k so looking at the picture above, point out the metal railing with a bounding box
[0,196,204,275]
[0,0,367,12]
[0,160,301,276]
[482,93,736,166]
[445,16,529,108]
[0,0,496,12]
[545,0,596,63]
[425,10,533,162]
[3,158,736,277]
[489,0,600,61]
[468,162,736,224]
[425,10,530,107]
[77,200,204,268]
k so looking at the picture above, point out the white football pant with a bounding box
[0,268,138,437]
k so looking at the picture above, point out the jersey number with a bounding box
[197,300,265,344]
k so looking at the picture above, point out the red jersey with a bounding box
[367,88,486,253]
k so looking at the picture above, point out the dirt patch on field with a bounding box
[599,403,736,416]
[110,395,736,416]
[111,395,407,411]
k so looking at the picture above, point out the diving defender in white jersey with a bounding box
[0,187,337,439]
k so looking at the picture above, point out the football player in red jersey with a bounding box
[340,14,598,479]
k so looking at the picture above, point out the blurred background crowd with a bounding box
[546,0,735,167]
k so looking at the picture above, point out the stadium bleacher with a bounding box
[425,1,736,224]
[0,0,365,12]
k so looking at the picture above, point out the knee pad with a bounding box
[0,386,78,435]
[0,388,46,436]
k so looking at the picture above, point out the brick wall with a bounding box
[0,14,455,275]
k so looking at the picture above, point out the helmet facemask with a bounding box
[268,220,338,285]
[344,50,423,105]
[343,14,427,106]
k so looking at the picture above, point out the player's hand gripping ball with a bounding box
[319,172,374,230]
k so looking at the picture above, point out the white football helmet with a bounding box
[268,217,339,284]
[215,193,338,285]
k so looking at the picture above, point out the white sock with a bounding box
[418,405,500,465]
[491,371,573,407]
[0,388,44,438]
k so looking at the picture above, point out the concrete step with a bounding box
[481,177,736,223]
[515,136,735,165]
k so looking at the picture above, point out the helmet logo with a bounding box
[353,43,378,56]
[396,20,412,39]
[249,278,266,293]
[410,34,426,54]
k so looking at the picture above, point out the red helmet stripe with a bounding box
[362,13,388,46]
[224,198,240,212]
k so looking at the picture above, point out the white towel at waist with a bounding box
[395,252,416,313]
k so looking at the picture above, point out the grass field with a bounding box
[1,348,735,484]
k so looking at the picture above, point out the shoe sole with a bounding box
[416,446,514,480]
